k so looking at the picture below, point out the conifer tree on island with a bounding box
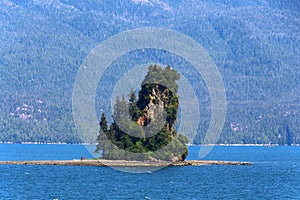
[95,65,188,162]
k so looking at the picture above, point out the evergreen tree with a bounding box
[95,113,108,154]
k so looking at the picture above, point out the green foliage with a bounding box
[95,65,188,161]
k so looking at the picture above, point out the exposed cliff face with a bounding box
[137,85,179,137]
[137,86,175,126]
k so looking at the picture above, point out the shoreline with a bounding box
[1,142,298,146]
[0,159,252,167]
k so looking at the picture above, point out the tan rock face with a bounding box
[137,115,147,126]
[137,86,175,130]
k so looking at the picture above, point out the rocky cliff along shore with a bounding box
[0,159,252,167]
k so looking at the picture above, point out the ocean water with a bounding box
[0,144,299,199]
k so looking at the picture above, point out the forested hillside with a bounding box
[0,0,299,144]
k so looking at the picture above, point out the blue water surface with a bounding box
[0,144,299,199]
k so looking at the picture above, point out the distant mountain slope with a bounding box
[0,0,299,144]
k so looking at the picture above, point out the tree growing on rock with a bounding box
[95,65,188,161]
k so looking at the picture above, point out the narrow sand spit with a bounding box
[0,160,252,167]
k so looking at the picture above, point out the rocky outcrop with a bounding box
[137,87,168,127]
[96,65,188,162]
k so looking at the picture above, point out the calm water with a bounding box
[0,144,299,199]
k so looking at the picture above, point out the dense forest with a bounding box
[95,65,188,161]
[0,0,299,144]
